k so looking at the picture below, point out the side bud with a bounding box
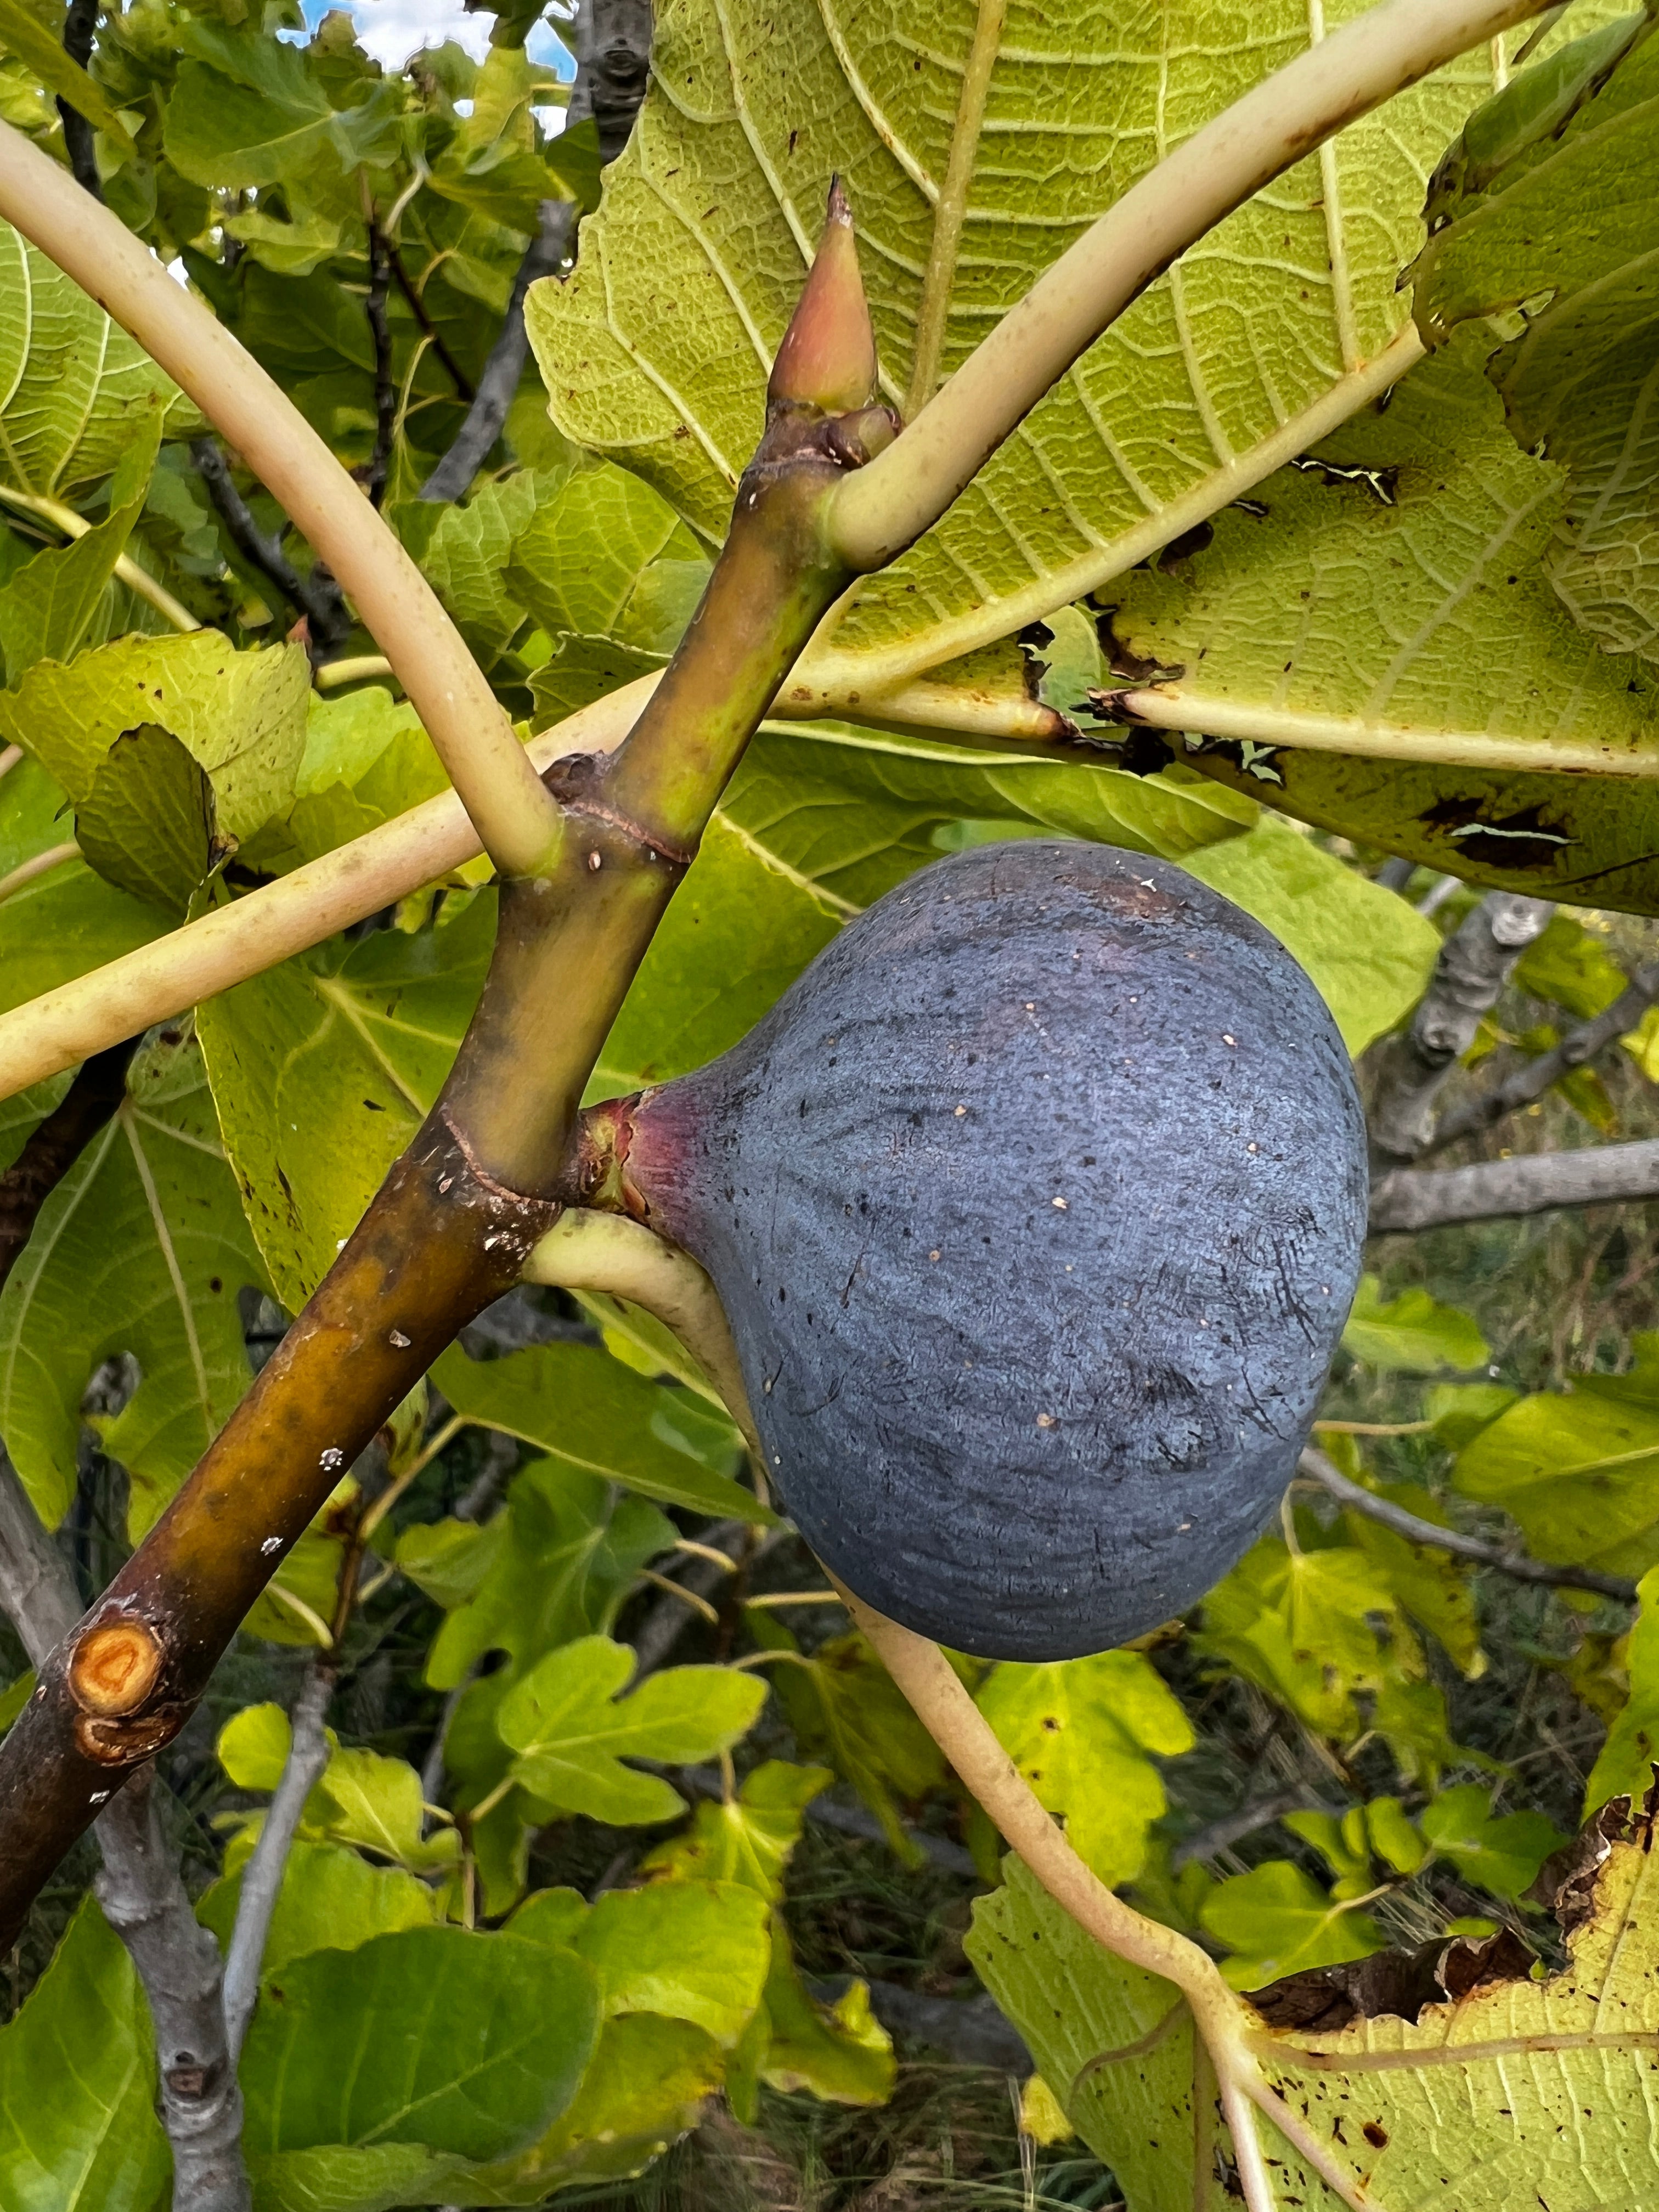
[768,177,881,418]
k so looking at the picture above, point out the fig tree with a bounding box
[586,840,1367,1661]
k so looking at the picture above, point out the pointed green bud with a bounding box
[768,177,880,417]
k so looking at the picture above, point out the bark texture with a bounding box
[1367,893,1554,1163]
[1370,1137,1659,1233]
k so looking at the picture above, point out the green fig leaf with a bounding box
[0,753,166,1017]
[196,891,496,1311]
[197,1841,441,1974]
[1200,1858,1386,1990]
[976,1650,1195,1887]
[0,1899,170,2212]
[399,1460,676,1691]
[1453,1381,1659,1582]
[0,630,309,855]
[1586,1565,1659,1811]
[493,1635,767,1827]
[240,1925,600,2162]
[0,219,201,498]
[1342,1276,1491,1374]
[513,1879,772,2047]
[446,2014,725,2202]
[641,1759,833,1901]
[525,0,1526,760]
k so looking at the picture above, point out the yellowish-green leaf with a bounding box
[1587,1564,1659,1812]
[975,1651,1194,1887]
[0,219,200,496]
[0,0,134,150]
[527,0,1527,746]
[0,629,308,853]
[1342,1274,1491,1374]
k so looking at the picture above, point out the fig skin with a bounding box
[615,839,1368,1662]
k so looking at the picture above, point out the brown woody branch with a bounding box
[385,239,475,403]
[1298,1447,1637,1603]
[1367,891,1554,1164]
[0,1456,251,2211]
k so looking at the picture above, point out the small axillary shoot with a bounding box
[768,176,881,419]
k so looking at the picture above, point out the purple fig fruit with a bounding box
[599,840,1367,1661]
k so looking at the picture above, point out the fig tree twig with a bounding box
[828,0,1555,571]
[1427,961,1659,1154]
[419,0,652,501]
[364,219,394,512]
[418,202,577,503]
[189,439,351,654]
[0,1036,137,1283]
[0,120,562,879]
[385,240,473,402]
[1297,1447,1637,1602]
[1368,891,1555,1163]
[221,1660,332,2064]
[1370,1137,1659,1231]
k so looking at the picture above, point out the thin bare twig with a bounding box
[1298,1447,1637,1603]
[1370,1137,1659,1233]
[418,0,653,501]
[416,203,575,503]
[57,0,100,200]
[189,439,352,656]
[221,1661,332,2064]
[1429,962,1659,1154]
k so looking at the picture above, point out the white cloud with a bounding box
[304,0,572,74]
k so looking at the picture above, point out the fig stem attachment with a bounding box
[524,1210,763,1459]
[839,1593,1375,2212]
